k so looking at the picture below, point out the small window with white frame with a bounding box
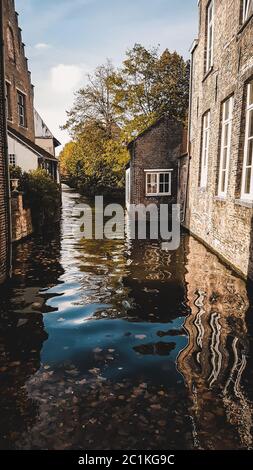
[218,96,234,197]
[242,0,253,23]
[145,170,172,196]
[206,0,214,72]
[9,154,16,167]
[241,81,253,200]
[200,111,211,188]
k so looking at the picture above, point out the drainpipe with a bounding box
[181,39,198,225]
[0,0,12,279]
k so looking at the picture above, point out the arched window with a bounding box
[6,26,16,63]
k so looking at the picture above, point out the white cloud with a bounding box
[50,64,84,93]
[34,42,51,50]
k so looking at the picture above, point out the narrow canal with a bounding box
[1,186,253,450]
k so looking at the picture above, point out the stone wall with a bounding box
[186,0,253,280]
[11,192,33,242]
[0,0,10,284]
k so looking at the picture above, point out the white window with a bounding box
[218,97,233,197]
[145,170,172,196]
[241,81,253,200]
[200,111,211,188]
[206,1,214,72]
[126,168,131,206]
[243,0,253,23]
[9,154,16,166]
[17,91,26,127]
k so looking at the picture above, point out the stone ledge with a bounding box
[235,199,253,209]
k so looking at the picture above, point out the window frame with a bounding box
[242,0,253,23]
[200,111,211,189]
[206,0,214,73]
[145,170,172,197]
[241,81,253,201]
[218,96,234,197]
[17,90,26,127]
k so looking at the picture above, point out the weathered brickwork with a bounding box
[128,117,184,207]
[186,0,253,279]
[3,0,35,141]
[0,0,10,284]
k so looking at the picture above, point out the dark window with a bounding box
[17,91,26,127]
[5,82,12,121]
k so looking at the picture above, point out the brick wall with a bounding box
[187,0,253,280]
[3,0,35,141]
[0,0,10,284]
[129,117,184,207]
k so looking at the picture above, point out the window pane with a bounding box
[221,170,226,193]
[147,173,157,194]
[248,109,253,138]
[246,139,253,167]
[160,173,165,183]
[222,146,228,170]
[224,100,230,121]
[249,82,253,107]
[245,167,252,194]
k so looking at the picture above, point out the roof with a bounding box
[34,109,61,147]
[127,115,183,150]
[8,125,58,162]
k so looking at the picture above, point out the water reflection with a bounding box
[177,237,253,450]
[0,186,252,450]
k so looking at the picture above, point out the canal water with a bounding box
[0,186,253,450]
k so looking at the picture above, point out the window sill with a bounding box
[237,14,253,36]
[214,196,227,202]
[202,66,214,83]
[235,199,253,209]
[146,194,172,197]
[198,186,207,193]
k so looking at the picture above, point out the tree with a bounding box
[62,44,190,195]
[63,60,117,138]
[59,121,128,196]
[112,44,190,138]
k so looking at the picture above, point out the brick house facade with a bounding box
[184,0,253,280]
[0,0,10,284]
[2,0,59,179]
[126,116,185,209]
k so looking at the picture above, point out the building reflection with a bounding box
[0,232,63,449]
[177,237,253,449]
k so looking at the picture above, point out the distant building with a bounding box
[183,0,253,280]
[34,110,61,182]
[126,116,186,209]
[3,0,60,180]
[0,0,11,284]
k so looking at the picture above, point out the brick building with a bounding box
[126,116,185,209]
[184,0,253,280]
[0,0,11,284]
[3,0,60,179]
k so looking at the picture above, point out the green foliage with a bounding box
[60,122,128,195]
[9,165,23,181]
[12,168,61,227]
[61,44,189,195]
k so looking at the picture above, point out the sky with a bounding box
[15,0,198,150]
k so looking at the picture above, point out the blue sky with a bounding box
[15,0,198,148]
